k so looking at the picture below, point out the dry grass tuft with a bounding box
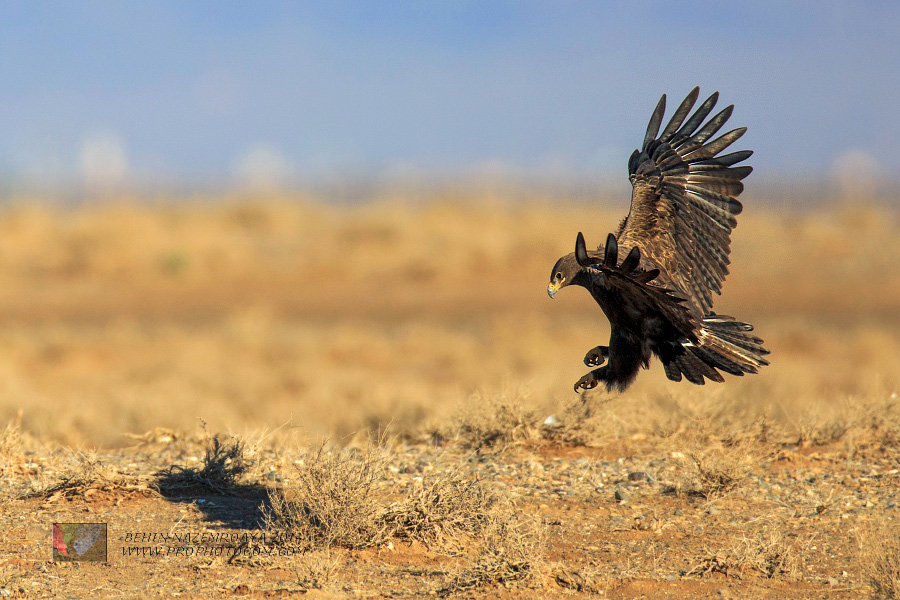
[25,450,157,502]
[264,443,507,557]
[686,526,802,581]
[859,519,900,598]
[667,437,755,498]
[263,444,393,550]
[0,419,24,458]
[448,392,542,451]
[157,433,249,495]
[735,529,803,581]
[687,450,748,498]
[295,550,339,592]
[384,468,494,552]
[860,398,900,449]
[437,504,544,595]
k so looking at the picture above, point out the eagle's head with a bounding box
[548,232,598,298]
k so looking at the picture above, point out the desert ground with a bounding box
[0,189,898,598]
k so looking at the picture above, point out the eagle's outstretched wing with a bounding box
[615,87,752,316]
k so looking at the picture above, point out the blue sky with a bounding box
[0,1,897,188]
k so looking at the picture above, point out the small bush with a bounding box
[448,393,542,451]
[383,468,494,552]
[437,504,544,595]
[669,441,754,499]
[686,526,802,581]
[157,433,249,495]
[296,550,338,592]
[860,520,900,598]
[263,444,392,550]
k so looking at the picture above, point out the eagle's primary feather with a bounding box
[548,88,769,393]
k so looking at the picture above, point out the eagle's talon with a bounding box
[583,345,609,367]
[574,370,602,392]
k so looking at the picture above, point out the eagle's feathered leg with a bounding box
[583,345,609,367]
[575,328,647,393]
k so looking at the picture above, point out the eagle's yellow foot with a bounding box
[574,368,606,392]
[583,345,609,367]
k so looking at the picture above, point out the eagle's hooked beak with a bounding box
[547,279,563,299]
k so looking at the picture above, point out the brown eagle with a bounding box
[547,87,769,393]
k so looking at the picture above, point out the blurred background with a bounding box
[0,2,897,447]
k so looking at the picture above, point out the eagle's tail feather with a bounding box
[658,314,769,385]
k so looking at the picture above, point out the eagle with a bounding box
[547,87,769,393]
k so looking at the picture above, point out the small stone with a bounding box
[707,507,719,516]
[628,471,649,482]
[615,489,630,503]
[673,509,684,516]
[827,577,839,586]
[666,575,676,581]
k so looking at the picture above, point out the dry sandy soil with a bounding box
[0,191,898,598]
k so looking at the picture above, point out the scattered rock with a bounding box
[615,489,630,503]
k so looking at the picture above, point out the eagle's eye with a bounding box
[554,273,562,282]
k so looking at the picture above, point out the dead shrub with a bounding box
[859,519,900,598]
[24,450,157,502]
[296,550,338,592]
[437,504,544,595]
[263,444,392,550]
[448,392,541,451]
[688,449,746,498]
[668,441,754,498]
[861,398,900,449]
[157,433,249,495]
[796,415,853,447]
[539,399,610,447]
[735,529,803,581]
[686,526,802,581]
[265,443,505,556]
[0,418,24,458]
[383,468,494,552]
